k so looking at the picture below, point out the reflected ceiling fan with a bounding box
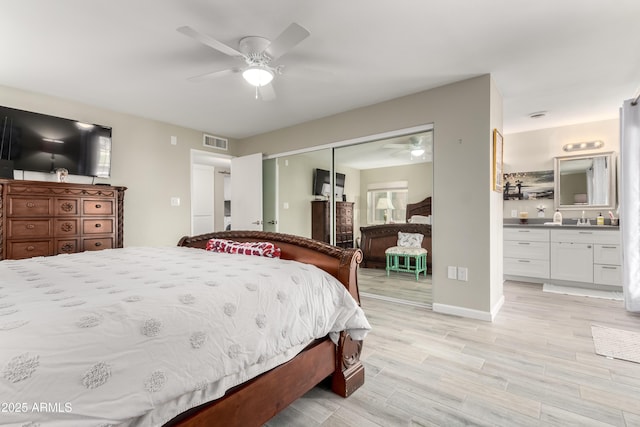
[177,23,310,100]
[384,134,433,159]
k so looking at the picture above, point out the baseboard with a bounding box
[432,302,494,322]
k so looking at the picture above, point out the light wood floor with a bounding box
[266,281,640,426]
[358,267,432,307]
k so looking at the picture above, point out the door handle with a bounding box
[251,220,263,225]
[267,220,277,225]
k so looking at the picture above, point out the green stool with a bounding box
[385,246,428,280]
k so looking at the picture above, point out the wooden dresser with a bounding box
[0,179,126,260]
[311,200,354,249]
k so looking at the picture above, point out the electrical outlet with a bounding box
[511,209,518,218]
[457,267,468,281]
[447,266,457,279]
[170,136,177,145]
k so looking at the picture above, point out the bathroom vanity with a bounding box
[504,224,622,290]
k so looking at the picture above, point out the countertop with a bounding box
[503,219,619,230]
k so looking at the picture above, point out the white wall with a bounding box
[237,75,504,319]
[503,118,619,220]
[0,84,238,246]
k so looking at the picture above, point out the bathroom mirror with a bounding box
[554,152,616,210]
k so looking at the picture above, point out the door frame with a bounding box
[189,149,232,235]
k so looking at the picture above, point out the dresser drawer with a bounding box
[504,258,550,279]
[83,199,114,215]
[56,238,79,255]
[504,241,549,260]
[82,237,114,251]
[504,228,549,242]
[594,264,622,286]
[7,240,54,259]
[594,244,621,265]
[7,219,52,238]
[82,218,114,234]
[54,219,79,236]
[7,197,53,217]
[54,198,79,216]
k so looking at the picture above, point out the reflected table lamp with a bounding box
[376,197,395,224]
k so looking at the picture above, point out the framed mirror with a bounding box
[554,152,616,210]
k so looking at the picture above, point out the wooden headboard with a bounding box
[406,196,431,221]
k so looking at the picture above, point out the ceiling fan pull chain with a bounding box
[255,86,259,100]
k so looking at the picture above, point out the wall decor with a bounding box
[492,129,503,192]
[503,170,554,200]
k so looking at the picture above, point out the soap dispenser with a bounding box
[553,209,563,224]
[597,212,604,226]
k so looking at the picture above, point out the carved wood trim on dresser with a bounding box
[0,179,126,260]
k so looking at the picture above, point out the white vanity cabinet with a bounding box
[504,225,622,289]
[549,228,621,288]
[504,228,550,279]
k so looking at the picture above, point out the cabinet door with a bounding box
[550,242,593,282]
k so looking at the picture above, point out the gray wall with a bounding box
[238,75,505,319]
[0,84,238,246]
[1,75,504,319]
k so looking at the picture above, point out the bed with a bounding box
[0,230,369,427]
[359,197,432,273]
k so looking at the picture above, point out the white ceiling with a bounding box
[1,0,638,141]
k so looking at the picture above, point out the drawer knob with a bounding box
[26,224,36,230]
[94,242,102,247]
[26,245,35,251]
[95,223,102,228]
[95,204,102,209]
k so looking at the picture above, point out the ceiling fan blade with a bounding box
[188,67,241,82]
[383,143,409,149]
[265,23,310,60]
[259,83,276,101]
[177,26,243,58]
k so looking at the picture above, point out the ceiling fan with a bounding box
[177,23,310,100]
[384,134,433,159]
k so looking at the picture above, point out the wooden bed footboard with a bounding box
[169,230,365,426]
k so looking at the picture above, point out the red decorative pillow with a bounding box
[205,239,281,258]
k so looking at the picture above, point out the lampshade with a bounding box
[242,66,274,87]
[376,197,395,210]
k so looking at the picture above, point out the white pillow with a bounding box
[409,215,431,225]
[397,232,424,248]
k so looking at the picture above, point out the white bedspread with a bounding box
[0,247,370,427]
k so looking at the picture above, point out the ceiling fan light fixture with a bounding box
[242,66,274,87]
[411,148,425,157]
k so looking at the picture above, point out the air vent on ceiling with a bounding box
[203,134,228,151]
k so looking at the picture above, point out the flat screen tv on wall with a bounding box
[313,168,345,198]
[0,105,113,178]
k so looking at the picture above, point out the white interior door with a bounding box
[231,153,263,230]
[191,164,215,235]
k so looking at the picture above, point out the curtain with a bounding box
[620,98,640,312]
[586,157,608,205]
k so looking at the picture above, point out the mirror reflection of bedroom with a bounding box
[274,128,433,307]
[335,131,433,307]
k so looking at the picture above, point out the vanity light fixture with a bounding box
[562,140,604,152]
